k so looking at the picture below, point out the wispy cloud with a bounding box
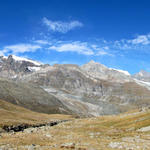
[107,33,150,52]
[3,44,41,54]
[96,51,110,56]
[48,41,112,56]
[49,42,94,55]
[0,40,112,57]
[91,45,112,56]
[34,40,49,45]
[127,34,150,45]
[42,17,83,33]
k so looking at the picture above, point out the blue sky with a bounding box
[1,0,150,74]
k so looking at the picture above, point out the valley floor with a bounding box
[0,108,150,150]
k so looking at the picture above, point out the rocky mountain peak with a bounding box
[0,55,43,79]
[133,70,150,82]
[138,70,149,76]
[81,60,131,82]
[88,60,97,64]
[82,60,108,72]
[85,60,106,67]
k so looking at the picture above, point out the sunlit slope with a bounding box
[0,99,73,127]
[0,108,150,149]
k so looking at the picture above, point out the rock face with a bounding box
[0,55,150,116]
[0,78,71,114]
[133,70,150,82]
[0,55,43,79]
[81,60,131,83]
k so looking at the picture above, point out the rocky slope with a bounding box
[81,60,131,83]
[0,78,72,115]
[0,99,72,128]
[0,55,150,116]
[133,70,150,82]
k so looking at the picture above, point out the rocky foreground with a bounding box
[0,108,150,150]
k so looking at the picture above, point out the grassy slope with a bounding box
[0,108,150,149]
[0,99,73,127]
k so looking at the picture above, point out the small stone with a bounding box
[60,143,75,149]
[45,134,52,138]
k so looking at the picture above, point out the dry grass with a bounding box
[0,105,150,149]
[0,99,73,127]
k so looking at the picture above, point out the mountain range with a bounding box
[0,55,150,117]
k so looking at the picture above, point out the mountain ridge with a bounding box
[1,54,147,77]
[0,54,150,117]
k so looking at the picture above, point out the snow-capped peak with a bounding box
[11,55,42,66]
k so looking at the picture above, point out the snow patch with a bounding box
[2,56,8,59]
[110,68,130,76]
[28,66,41,71]
[12,55,42,66]
[134,79,150,90]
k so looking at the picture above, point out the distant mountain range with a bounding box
[0,55,150,117]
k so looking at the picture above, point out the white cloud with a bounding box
[0,40,112,57]
[128,35,150,45]
[43,17,83,33]
[96,51,109,56]
[111,33,150,51]
[91,44,97,49]
[48,41,112,56]
[34,40,49,45]
[113,40,132,50]
[49,42,94,55]
[3,44,41,54]
[0,50,4,56]
[103,46,109,50]
[91,45,110,55]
